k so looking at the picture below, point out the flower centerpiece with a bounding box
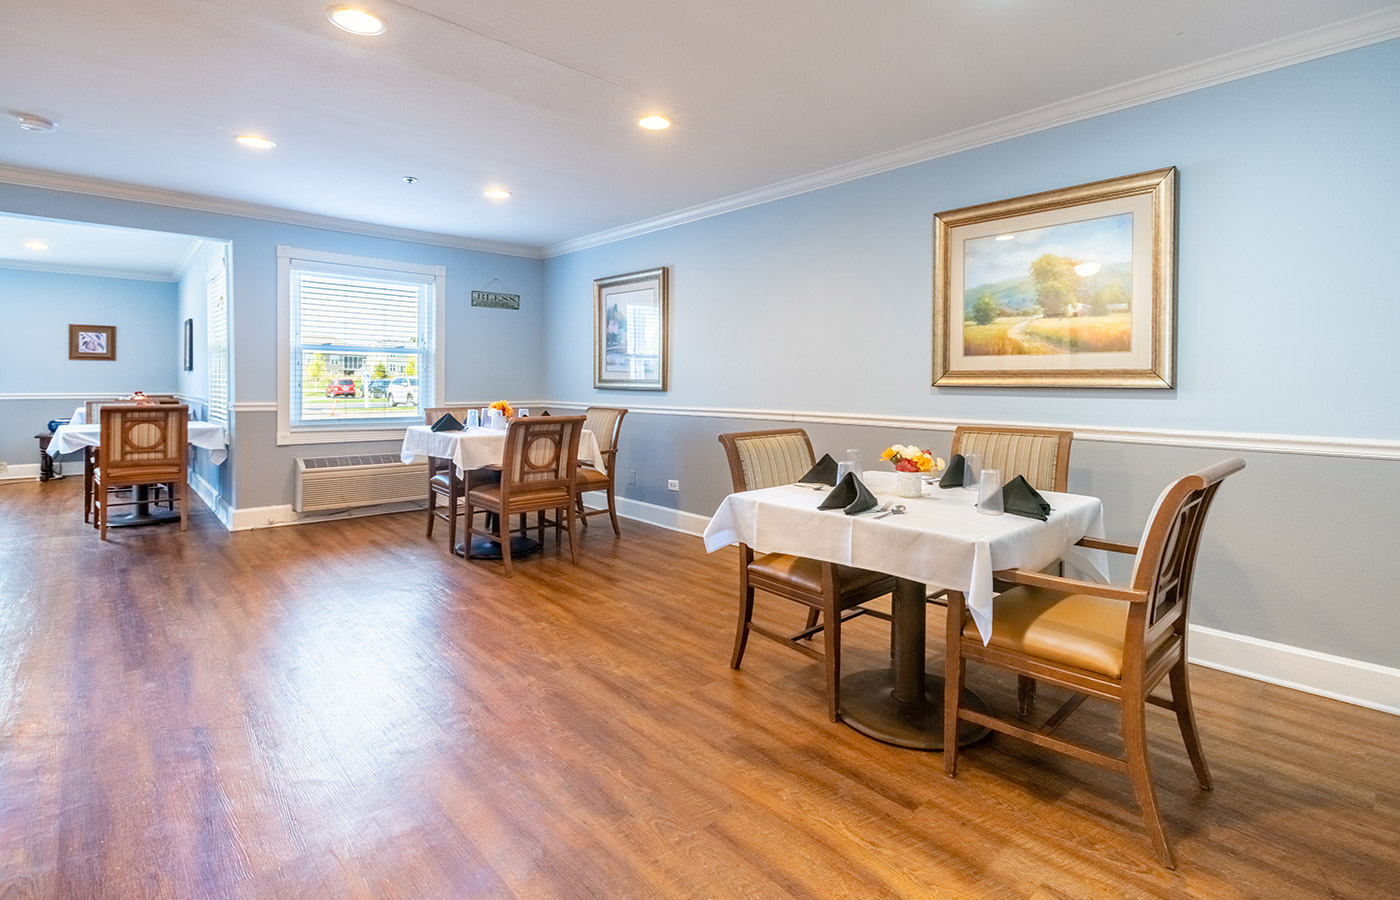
[489,400,515,419]
[881,444,946,498]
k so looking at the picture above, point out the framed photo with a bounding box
[183,318,194,371]
[933,167,1176,388]
[69,324,117,361]
[594,267,668,391]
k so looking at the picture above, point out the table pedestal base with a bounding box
[455,535,541,560]
[840,669,991,750]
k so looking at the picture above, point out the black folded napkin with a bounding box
[430,413,464,432]
[1001,475,1052,520]
[818,472,880,515]
[798,453,839,486]
[940,454,968,488]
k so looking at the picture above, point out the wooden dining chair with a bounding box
[462,415,585,576]
[576,406,628,535]
[938,426,1075,712]
[82,396,186,520]
[422,407,500,550]
[717,429,895,722]
[942,457,1245,868]
[93,404,190,540]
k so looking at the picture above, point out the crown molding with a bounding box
[544,9,1400,257]
[0,257,179,282]
[0,164,546,260]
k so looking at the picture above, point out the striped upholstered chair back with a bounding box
[950,426,1073,492]
[717,429,816,493]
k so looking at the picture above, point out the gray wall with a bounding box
[541,40,1400,668]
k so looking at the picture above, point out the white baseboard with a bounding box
[229,504,299,530]
[0,463,45,482]
[1188,625,1400,716]
[611,495,712,537]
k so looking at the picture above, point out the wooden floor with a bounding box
[1,479,1397,899]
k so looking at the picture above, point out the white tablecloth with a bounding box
[47,422,230,465]
[400,425,606,475]
[703,470,1107,643]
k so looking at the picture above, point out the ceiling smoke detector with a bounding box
[15,113,57,134]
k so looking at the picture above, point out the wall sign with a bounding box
[471,290,520,309]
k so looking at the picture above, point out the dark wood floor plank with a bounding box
[1,478,1398,898]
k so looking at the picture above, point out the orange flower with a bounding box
[489,400,515,418]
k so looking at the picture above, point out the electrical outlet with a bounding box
[667,479,679,491]
[628,468,636,485]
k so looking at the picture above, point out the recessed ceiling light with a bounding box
[236,134,277,150]
[484,189,512,199]
[328,6,386,35]
[14,113,57,134]
[23,240,49,250]
[638,115,671,130]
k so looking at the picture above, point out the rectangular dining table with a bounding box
[704,469,1107,749]
[400,423,606,559]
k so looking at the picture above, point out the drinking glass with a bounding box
[836,460,855,483]
[465,409,480,428]
[516,408,530,418]
[846,449,863,479]
[977,468,1004,515]
[965,452,983,489]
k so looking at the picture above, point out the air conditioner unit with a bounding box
[294,453,428,512]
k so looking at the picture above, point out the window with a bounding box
[276,247,445,444]
[207,249,229,425]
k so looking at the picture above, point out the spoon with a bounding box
[873,504,906,520]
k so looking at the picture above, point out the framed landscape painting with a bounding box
[69,323,117,361]
[594,267,668,391]
[932,168,1176,388]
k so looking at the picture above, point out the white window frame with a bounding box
[207,247,230,426]
[276,246,446,445]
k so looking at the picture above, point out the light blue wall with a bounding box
[0,187,546,508]
[0,266,177,464]
[543,38,1400,442]
[539,39,1400,668]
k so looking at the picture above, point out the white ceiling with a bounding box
[3,0,1399,255]
[0,214,206,281]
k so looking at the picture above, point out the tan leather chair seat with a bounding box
[576,465,610,488]
[468,483,572,510]
[750,553,891,596]
[965,584,1129,678]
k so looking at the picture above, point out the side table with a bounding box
[36,433,57,481]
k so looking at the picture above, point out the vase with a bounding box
[895,470,923,498]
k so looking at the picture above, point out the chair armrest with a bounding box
[1076,536,1139,555]
[992,568,1148,604]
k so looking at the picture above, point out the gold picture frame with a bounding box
[933,167,1176,388]
[69,323,117,361]
[594,267,668,391]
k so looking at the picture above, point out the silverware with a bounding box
[794,482,828,490]
[860,501,893,516]
[873,504,906,520]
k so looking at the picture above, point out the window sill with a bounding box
[276,426,412,446]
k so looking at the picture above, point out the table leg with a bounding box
[839,577,990,750]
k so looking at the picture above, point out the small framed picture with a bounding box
[69,324,117,361]
[594,267,668,391]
